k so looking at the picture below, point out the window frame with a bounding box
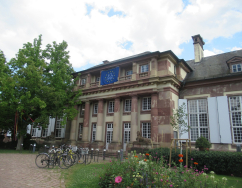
[79,123,83,140]
[108,101,115,113]
[142,122,151,139]
[124,99,132,112]
[188,99,209,142]
[232,64,242,73]
[92,123,97,142]
[229,96,242,143]
[42,128,48,137]
[142,97,151,111]
[141,64,149,73]
[93,103,98,114]
[55,118,62,138]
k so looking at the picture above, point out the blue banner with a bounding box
[100,67,119,85]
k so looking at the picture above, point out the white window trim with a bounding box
[142,122,151,138]
[124,99,131,112]
[92,124,97,142]
[93,103,98,114]
[108,101,114,113]
[188,99,209,141]
[232,64,242,73]
[42,128,48,137]
[229,96,242,143]
[142,97,151,111]
[141,64,149,73]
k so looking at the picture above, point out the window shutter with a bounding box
[217,96,232,144]
[208,97,220,143]
[37,128,42,137]
[179,99,189,139]
[27,124,31,134]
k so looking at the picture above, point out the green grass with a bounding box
[64,163,109,188]
[0,149,38,154]
[214,174,242,188]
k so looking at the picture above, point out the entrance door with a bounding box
[106,123,113,150]
[123,123,130,151]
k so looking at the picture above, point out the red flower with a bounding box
[134,155,138,158]
[194,162,198,165]
[178,154,183,158]
[146,153,149,156]
[179,159,183,163]
[144,159,147,162]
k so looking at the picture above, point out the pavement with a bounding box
[0,153,113,188]
[0,153,65,188]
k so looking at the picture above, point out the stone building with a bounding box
[31,34,242,151]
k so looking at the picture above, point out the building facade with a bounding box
[31,35,242,151]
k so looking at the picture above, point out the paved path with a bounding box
[0,153,65,188]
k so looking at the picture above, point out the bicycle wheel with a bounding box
[58,154,72,169]
[35,153,49,168]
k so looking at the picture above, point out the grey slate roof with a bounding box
[185,49,242,82]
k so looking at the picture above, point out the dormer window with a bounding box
[232,64,242,73]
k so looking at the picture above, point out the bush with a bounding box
[195,136,211,149]
[147,147,242,176]
[98,151,229,188]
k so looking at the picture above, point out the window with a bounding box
[108,101,114,113]
[42,128,48,137]
[232,64,242,73]
[55,118,62,138]
[126,70,133,79]
[142,122,151,138]
[92,124,96,142]
[79,124,83,140]
[141,64,149,73]
[81,78,86,85]
[31,128,38,137]
[229,96,242,143]
[93,103,98,114]
[124,99,131,112]
[124,123,131,143]
[142,97,151,111]
[96,77,100,82]
[188,99,209,141]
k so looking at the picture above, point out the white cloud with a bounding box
[0,0,242,70]
[204,48,224,57]
[231,46,242,51]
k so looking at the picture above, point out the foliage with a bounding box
[147,147,242,176]
[98,151,230,188]
[0,36,82,148]
[195,136,212,149]
[170,102,189,138]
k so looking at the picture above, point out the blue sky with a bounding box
[0,0,242,72]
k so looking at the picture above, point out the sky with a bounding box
[0,0,242,72]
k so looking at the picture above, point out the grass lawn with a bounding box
[214,174,242,188]
[64,163,109,188]
[0,149,38,154]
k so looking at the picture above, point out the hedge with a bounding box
[147,147,242,176]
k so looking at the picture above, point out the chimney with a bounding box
[192,34,205,62]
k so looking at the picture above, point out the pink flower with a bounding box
[160,179,163,182]
[191,158,193,161]
[170,185,173,187]
[115,176,122,183]
[156,172,158,174]
[184,179,187,182]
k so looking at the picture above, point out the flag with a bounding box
[100,67,119,85]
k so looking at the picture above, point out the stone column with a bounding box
[96,99,104,142]
[69,105,78,144]
[150,58,158,77]
[113,97,120,142]
[131,95,138,142]
[151,93,159,143]
[86,73,91,88]
[82,101,90,142]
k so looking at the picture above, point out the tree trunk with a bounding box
[16,135,24,150]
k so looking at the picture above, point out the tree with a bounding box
[0,35,82,149]
[170,103,189,154]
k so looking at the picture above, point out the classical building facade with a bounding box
[31,34,242,151]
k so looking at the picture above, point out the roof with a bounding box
[74,50,193,75]
[185,49,242,82]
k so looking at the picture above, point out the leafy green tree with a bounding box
[0,36,82,149]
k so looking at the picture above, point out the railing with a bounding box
[139,72,149,77]
[90,82,99,87]
[119,75,132,81]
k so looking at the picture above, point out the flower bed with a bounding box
[98,151,229,188]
